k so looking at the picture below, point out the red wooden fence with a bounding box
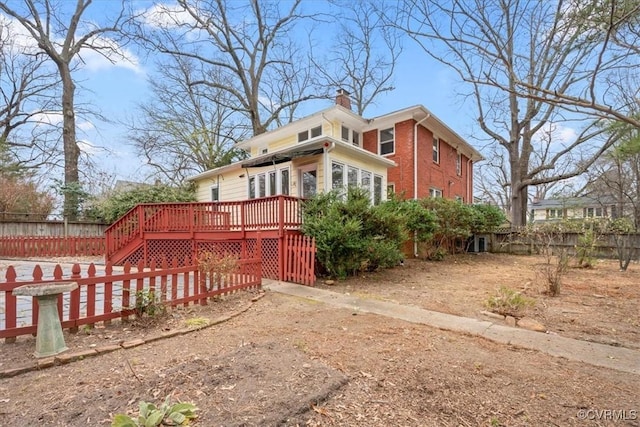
[282,234,316,286]
[0,256,262,341]
[0,236,105,258]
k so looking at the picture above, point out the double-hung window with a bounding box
[380,127,394,155]
[433,137,440,163]
[456,152,462,175]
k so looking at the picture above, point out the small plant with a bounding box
[575,228,599,268]
[486,286,535,317]
[111,396,198,427]
[197,251,239,291]
[130,289,166,318]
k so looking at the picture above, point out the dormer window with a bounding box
[298,125,322,142]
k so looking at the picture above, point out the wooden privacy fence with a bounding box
[0,256,262,341]
[0,236,105,258]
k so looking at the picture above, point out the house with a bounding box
[529,196,617,223]
[188,89,482,205]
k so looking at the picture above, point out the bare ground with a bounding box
[0,253,638,426]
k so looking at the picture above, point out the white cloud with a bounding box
[77,139,101,155]
[532,122,578,145]
[31,112,64,126]
[141,3,197,29]
[77,121,96,131]
[1,13,143,74]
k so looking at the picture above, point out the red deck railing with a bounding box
[0,256,262,341]
[104,196,303,259]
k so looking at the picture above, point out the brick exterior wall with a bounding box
[363,119,473,203]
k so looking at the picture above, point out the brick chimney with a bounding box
[335,88,351,110]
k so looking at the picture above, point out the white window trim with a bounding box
[456,152,462,175]
[379,127,395,156]
[433,137,440,164]
[430,187,443,198]
[210,184,219,201]
[249,167,291,198]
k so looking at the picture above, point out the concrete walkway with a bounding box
[264,280,640,375]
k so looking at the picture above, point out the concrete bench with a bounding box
[13,282,78,358]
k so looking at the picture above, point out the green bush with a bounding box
[420,197,475,257]
[301,188,422,278]
[86,183,196,223]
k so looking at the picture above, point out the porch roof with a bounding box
[188,137,396,181]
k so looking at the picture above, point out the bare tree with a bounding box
[0,0,132,219]
[505,1,640,129]
[128,55,249,185]
[0,18,61,174]
[313,0,401,115]
[394,0,620,227]
[137,0,321,137]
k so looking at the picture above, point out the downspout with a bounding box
[413,114,430,257]
[467,158,473,203]
[323,140,336,193]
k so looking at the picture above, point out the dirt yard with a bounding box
[0,253,638,426]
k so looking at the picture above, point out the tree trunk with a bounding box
[60,65,80,220]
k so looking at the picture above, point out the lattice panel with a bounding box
[259,238,280,280]
[122,246,144,266]
[147,239,193,266]
[196,241,243,259]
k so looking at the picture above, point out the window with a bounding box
[374,175,383,205]
[297,125,322,142]
[455,195,463,203]
[280,168,289,195]
[250,169,290,198]
[248,177,256,199]
[584,207,604,218]
[547,208,563,219]
[429,188,443,198]
[352,131,360,146]
[341,126,350,142]
[387,184,396,198]
[379,127,394,155]
[341,125,360,146]
[332,162,344,189]
[210,185,219,201]
[258,174,266,197]
[261,148,268,154]
[433,137,440,163]
[268,171,277,196]
[348,166,359,188]
[456,152,462,175]
[361,170,371,194]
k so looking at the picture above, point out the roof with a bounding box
[530,196,616,209]
[235,104,483,162]
[187,137,396,181]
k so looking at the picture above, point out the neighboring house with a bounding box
[530,196,617,223]
[188,90,482,204]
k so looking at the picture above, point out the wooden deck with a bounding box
[104,196,316,285]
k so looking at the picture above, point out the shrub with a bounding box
[197,251,239,291]
[302,188,410,278]
[87,183,196,223]
[129,289,166,318]
[111,397,198,427]
[419,197,475,257]
[486,286,535,317]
